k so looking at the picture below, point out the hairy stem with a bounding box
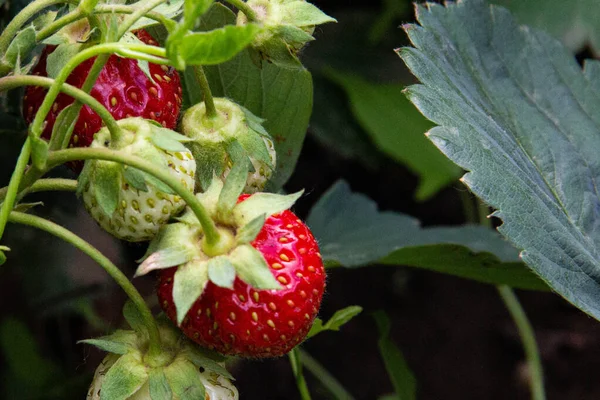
[299,349,355,400]
[47,147,221,246]
[0,178,77,202]
[193,66,217,118]
[7,211,162,357]
[35,7,84,42]
[116,0,167,38]
[224,0,258,21]
[497,285,546,400]
[289,348,312,400]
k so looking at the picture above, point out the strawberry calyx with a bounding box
[181,97,276,193]
[83,302,237,400]
[236,0,336,68]
[136,177,303,324]
[78,117,196,241]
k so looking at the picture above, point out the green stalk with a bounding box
[35,7,84,41]
[289,348,312,400]
[116,0,167,38]
[193,66,217,118]
[299,349,355,400]
[0,139,31,241]
[475,202,545,400]
[224,0,258,21]
[7,211,162,358]
[0,178,77,202]
[29,42,167,142]
[0,75,121,139]
[47,147,221,246]
[497,285,546,400]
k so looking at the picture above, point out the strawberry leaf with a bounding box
[179,24,261,66]
[284,1,337,26]
[130,0,185,31]
[232,191,303,226]
[229,245,282,290]
[93,162,121,216]
[307,305,363,339]
[148,369,173,400]
[207,256,236,289]
[99,352,149,400]
[164,359,206,400]
[3,25,36,70]
[308,181,548,291]
[173,260,209,324]
[32,11,57,32]
[183,0,213,27]
[46,43,83,78]
[400,0,600,316]
[122,300,145,334]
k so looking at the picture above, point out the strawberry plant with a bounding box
[2,0,600,398]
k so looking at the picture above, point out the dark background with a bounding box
[2,0,600,399]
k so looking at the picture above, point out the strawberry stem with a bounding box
[0,178,77,203]
[289,348,313,400]
[116,0,167,38]
[47,147,222,246]
[0,139,32,242]
[224,0,259,22]
[6,211,164,359]
[194,66,218,118]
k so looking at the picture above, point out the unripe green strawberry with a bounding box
[181,98,276,193]
[79,118,195,242]
[236,0,336,68]
[84,304,237,400]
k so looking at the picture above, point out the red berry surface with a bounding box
[23,30,182,171]
[157,201,326,358]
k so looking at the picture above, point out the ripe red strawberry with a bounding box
[155,194,326,358]
[23,30,182,171]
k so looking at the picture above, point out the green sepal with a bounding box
[183,0,214,28]
[123,300,146,335]
[148,369,172,400]
[173,260,210,324]
[79,330,138,355]
[282,1,337,26]
[0,246,10,266]
[260,35,302,69]
[93,161,121,216]
[236,214,266,244]
[119,32,153,82]
[229,244,282,289]
[30,136,49,170]
[48,103,77,149]
[186,347,231,378]
[43,19,95,45]
[233,190,303,226]
[122,166,149,192]
[4,25,36,69]
[142,169,175,195]
[32,11,58,32]
[239,106,269,137]
[190,143,227,191]
[274,24,314,48]
[77,159,93,196]
[135,245,196,276]
[164,359,206,400]
[46,43,83,78]
[207,256,236,289]
[195,177,223,218]
[99,352,149,400]
[306,306,363,339]
[13,202,44,212]
[236,128,273,167]
[150,129,190,153]
[218,141,250,216]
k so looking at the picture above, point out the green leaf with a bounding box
[400,0,600,317]
[123,300,145,334]
[30,136,49,170]
[207,256,236,289]
[164,359,205,400]
[373,311,416,400]
[492,0,600,54]
[307,305,363,339]
[307,181,548,291]
[173,260,209,324]
[192,3,313,190]
[179,24,260,66]
[47,103,77,150]
[326,69,461,201]
[236,214,266,244]
[4,25,36,68]
[100,352,148,400]
[283,1,337,26]
[130,0,184,31]
[183,0,213,27]
[232,191,303,226]
[47,44,83,78]
[148,369,173,400]
[32,11,58,32]
[229,245,282,289]
[93,162,121,216]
